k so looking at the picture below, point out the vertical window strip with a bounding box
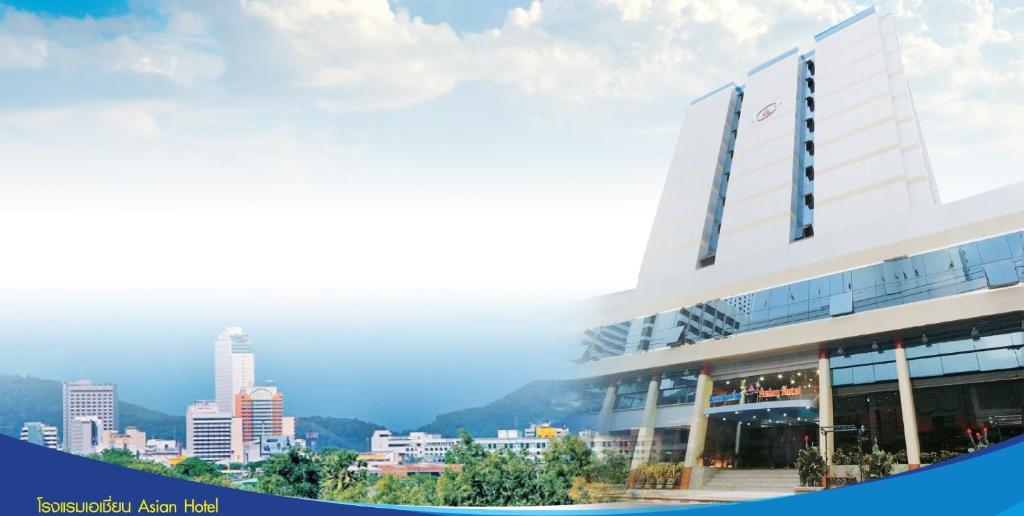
[792,53,816,240]
[697,88,744,268]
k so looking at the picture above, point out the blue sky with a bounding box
[0,0,1021,430]
[0,0,130,18]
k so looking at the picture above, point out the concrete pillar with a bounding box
[681,365,713,489]
[734,379,747,458]
[818,347,834,464]
[893,336,921,468]
[597,379,618,435]
[631,374,662,468]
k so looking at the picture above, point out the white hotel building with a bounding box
[567,7,1023,489]
[371,429,557,463]
[62,380,117,451]
[186,400,235,463]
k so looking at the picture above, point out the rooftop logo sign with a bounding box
[756,102,779,122]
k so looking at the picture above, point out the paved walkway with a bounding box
[623,488,795,504]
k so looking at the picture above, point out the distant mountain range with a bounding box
[412,379,575,437]
[0,374,574,451]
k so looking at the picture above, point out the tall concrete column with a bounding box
[734,379,747,457]
[597,379,618,435]
[681,365,713,489]
[818,347,834,464]
[631,374,662,468]
[893,336,921,468]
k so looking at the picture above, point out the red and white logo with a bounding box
[755,102,779,121]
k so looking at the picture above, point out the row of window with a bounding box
[831,325,1024,386]
[570,369,701,414]
[580,232,1024,361]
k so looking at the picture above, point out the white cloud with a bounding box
[0,0,1019,303]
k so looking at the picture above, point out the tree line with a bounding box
[91,431,631,506]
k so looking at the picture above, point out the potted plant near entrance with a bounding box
[794,443,826,487]
[632,467,650,489]
[654,463,671,489]
[858,444,895,480]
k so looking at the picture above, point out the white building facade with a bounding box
[370,430,557,463]
[66,416,103,455]
[62,380,118,449]
[20,422,58,449]
[568,7,1023,489]
[98,426,147,455]
[215,326,256,415]
[186,400,233,463]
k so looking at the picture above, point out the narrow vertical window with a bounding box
[793,54,815,240]
[697,88,744,267]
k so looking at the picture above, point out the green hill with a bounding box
[0,374,186,440]
[413,380,575,437]
[294,416,383,451]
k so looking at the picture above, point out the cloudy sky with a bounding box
[0,0,1021,430]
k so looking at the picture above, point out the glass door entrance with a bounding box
[735,422,818,468]
[703,367,822,468]
[705,417,820,469]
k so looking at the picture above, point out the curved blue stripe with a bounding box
[5,433,1024,514]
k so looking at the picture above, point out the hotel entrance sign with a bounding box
[758,386,802,400]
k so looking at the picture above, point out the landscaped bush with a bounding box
[794,444,825,487]
[831,447,860,465]
[631,462,682,489]
[859,444,895,480]
[920,450,962,464]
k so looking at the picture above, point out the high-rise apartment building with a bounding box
[20,422,58,450]
[186,400,233,463]
[568,7,1023,490]
[234,383,284,443]
[62,380,117,448]
[214,326,255,414]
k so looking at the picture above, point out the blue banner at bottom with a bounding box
[5,434,1024,515]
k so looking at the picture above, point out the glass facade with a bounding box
[915,379,1024,454]
[657,369,699,406]
[831,324,1024,386]
[562,380,609,415]
[832,390,905,454]
[581,231,1023,362]
[831,317,1024,458]
[613,375,650,411]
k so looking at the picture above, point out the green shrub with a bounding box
[858,444,894,480]
[794,444,825,487]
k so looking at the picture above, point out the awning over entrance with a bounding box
[705,400,819,424]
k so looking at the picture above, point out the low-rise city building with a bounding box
[370,428,564,463]
[524,423,569,439]
[142,439,183,466]
[577,429,637,459]
[98,426,146,455]
[20,422,58,450]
